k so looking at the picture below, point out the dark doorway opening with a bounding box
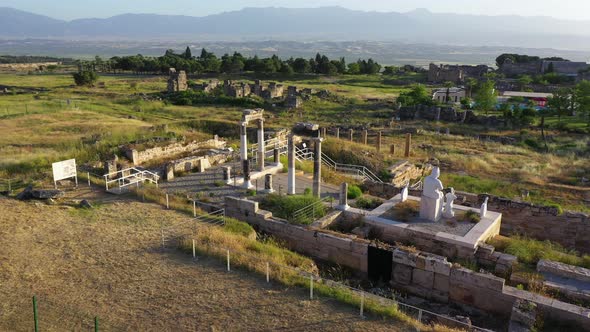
[368,245,393,282]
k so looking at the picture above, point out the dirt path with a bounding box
[0,197,405,331]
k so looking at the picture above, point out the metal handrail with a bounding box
[290,197,332,224]
[103,167,160,191]
[321,155,382,183]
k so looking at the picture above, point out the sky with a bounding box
[1,0,590,21]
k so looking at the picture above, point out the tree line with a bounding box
[80,47,382,76]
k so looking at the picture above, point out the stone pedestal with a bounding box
[222,166,232,184]
[336,128,340,139]
[273,148,280,165]
[420,196,442,221]
[390,144,395,155]
[363,130,368,145]
[264,174,274,193]
[349,129,354,142]
[405,133,412,158]
[166,163,175,181]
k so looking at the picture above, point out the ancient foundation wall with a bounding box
[123,136,226,165]
[224,197,368,273]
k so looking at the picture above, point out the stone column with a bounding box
[376,131,382,152]
[349,129,354,142]
[390,144,395,155]
[257,119,265,171]
[243,160,253,189]
[336,127,340,139]
[240,122,248,170]
[321,127,327,138]
[363,130,368,145]
[264,174,274,193]
[312,138,323,198]
[405,133,412,158]
[273,147,280,165]
[287,134,296,195]
[338,183,349,210]
[222,166,231,184]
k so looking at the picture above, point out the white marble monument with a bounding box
[420,166,444,222]
[480,196,489,218]
[443,188,457,219]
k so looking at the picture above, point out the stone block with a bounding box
[537,259,590,283]
[412,269,434,289]
[434,273,450,293]
[423,255,452,276]
[392,264,413,285]
[450,267,505,292]
[392,249,417,267]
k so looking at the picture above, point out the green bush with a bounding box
[354,196,384,210]
[224,218,256,238]
[347,185,362,199]
[463,210,481,223]
[260,194,326,225]
[72,70,98,86]
[489,235,590,269]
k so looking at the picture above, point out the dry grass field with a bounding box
[0,197,410,331]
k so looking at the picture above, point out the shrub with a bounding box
[73,70,98,86]
[393,201,420,222]
[260,194,326,225]
[354,196,384,210]
[347,185,362,199]
[463,210,481,223]
[224,218,256,238]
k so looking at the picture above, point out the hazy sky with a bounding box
[2,0,590,21]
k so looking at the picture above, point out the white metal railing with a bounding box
[295,146,314,162]
[321,155,383,183]
[103,167,160,192]
[290,196,333,224]
[250,137,288,164]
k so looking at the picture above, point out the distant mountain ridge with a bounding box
[2,6,590,50]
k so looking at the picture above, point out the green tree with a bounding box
[73,70,98,86]
[465,77,478,98]
[474,80,497,116]
[517,75,532,91]
[443,81,454,104]
[397,84,432,106]
[576,80,590,126]
[292,58,311,74]
[547,88,571,123]
[382,66,398,75]
[183,46,192,59]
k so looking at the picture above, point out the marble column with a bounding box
[312,138,323,198]
[376,131,382,152]
[273,147,280,165]
[243,159,252,189]
[338,182,349,210]
[257,119,265,171]
[287,134,296,195]
[349,129,354,142]
[336,128,340,139]
[363,130,368,145]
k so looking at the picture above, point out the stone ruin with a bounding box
[428,63,490,83]
[285,86,303,108]
[167,68,188,92]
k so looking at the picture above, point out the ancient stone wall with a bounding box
[167,68,188,92]
[224,196,590,330]
[224,197,369,273]
[123,136,226,165]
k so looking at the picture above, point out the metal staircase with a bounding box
[321,154,383,183]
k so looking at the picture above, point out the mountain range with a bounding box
[2,7,590,51]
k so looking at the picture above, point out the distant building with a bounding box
[498,91,553,108]
[499,58,590,78]
[541,60,590,77]
[432,87,466,104]
[428,63,490,83]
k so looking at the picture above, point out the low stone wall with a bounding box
[364,181,590,254]
[123,136,226,165]
[224,197,369,273]
[391,248,590,329]
[225,197,590,330]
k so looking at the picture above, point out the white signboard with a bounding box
[52,159,77,184]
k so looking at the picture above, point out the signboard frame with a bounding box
[52,159,78,189]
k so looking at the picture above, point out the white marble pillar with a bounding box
[257,119,265,171]
[287,134,296,195]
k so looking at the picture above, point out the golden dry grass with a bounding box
[0,197,417,331]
